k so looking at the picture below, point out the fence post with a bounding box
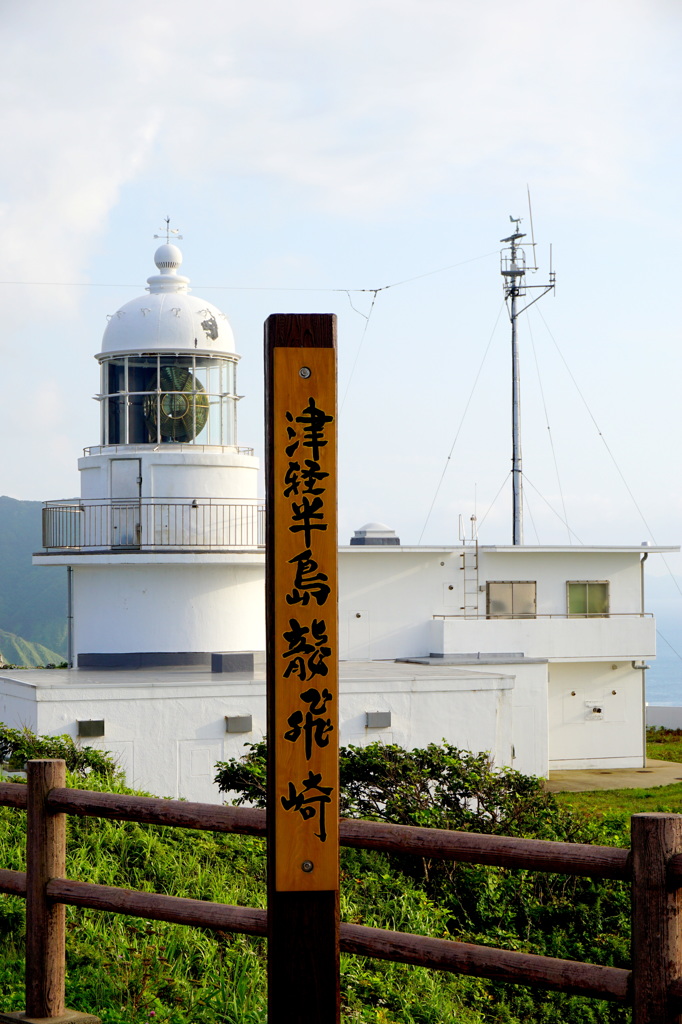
[26,758,67,1019]
[631,813,682,1024]
[265,314,340,1023]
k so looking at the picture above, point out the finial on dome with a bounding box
[152,217,184,274]
[154,243,183,272]
[147,226,190,294]
[154,215,183,244]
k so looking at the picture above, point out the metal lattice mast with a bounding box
[500,217,555,545]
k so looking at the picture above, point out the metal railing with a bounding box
[433,612,653,620]
[42,498,265,551]
[82,444,255,456]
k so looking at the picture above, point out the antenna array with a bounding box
[500,211,556,545]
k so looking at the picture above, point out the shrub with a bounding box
[215,741,631,1023]
[0,723,120,779]
[216,739,593,839]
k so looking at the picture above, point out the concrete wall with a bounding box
[433,615,655,661]
[477,550,645,618]
[0,665,524,802]
[505,661,549,776]
[72,562,265,659]
[548,661,645,769]
[78,450,260,500]
[338,547,650,662]
[338,548,461,660]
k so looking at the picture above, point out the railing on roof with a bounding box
[433,612,654,620]
[82,444,255,456]
[42,498,265,551]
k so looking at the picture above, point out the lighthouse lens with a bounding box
[161,393,190,419]
[143,364,209,442]
[101,353,237,446]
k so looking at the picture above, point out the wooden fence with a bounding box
[1,760,682,1023]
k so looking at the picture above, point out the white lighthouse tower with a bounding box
[39,241,265,667]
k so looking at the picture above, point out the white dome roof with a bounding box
[357,522,394,534]
[100,244,236,356]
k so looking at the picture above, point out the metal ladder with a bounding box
[459,542,480,618]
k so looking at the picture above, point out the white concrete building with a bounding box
[337,542,669,773]
[0,241,675,801]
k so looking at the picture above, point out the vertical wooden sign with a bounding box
[265,314,340,1023]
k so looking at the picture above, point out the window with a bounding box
[567,581,609,617]
[99,352,239,446]
[486,581,536,619]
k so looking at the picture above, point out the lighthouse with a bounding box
[1,228,673,802]
[39,241,265,668]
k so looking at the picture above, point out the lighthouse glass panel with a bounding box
[100,353,238,447]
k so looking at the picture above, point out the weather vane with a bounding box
[154,216,183,244]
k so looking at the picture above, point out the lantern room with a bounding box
[96,242,240,449]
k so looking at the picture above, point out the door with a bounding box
[111,459,141,547]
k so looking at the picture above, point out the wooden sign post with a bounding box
[264,314,340,1023]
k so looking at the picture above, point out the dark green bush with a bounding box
[0,722,120,779]
[216,741,631,1023]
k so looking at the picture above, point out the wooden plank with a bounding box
[42,788,629,879]
[36,785,632,879]
[268,889,340,1022]
[631,814,682,1024]
[46,788,265,836]
[0,868,26,895]
[26,759,66,1019]
[265,313,340,1023]
[0,782,28,809]
[338,819,631,879]
[338,924,630,1002]
[270,343,339,891]
[666,851,682,884]
[36,875,631,1005]
[43,878,629,1003]
[47,878,267,936]
[0,826,630,890]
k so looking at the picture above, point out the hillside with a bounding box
[0,628,64,668]
[0,496,67,659]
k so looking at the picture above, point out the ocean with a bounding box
[646,645,682,705]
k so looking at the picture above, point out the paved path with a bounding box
[546,758,682,793]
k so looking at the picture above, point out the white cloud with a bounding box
[0,0,678,290]
[0,0,681,528]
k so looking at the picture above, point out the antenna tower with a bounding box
[500,214,555,545]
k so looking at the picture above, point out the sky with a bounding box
[2,0,682,670]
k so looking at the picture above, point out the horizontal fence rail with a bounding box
[0,867,631,1003]
[1,765,680,1023]
[0,783,631,879]
[42,499,265,551]
[0,864,631,1003]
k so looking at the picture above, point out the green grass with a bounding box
[554,728,682,818]
[555,781,682,817]
[646,725,682,764]
[11,736,676,1024]
[0,775,491,1024]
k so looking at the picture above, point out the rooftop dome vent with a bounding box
[350,522,400,546]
